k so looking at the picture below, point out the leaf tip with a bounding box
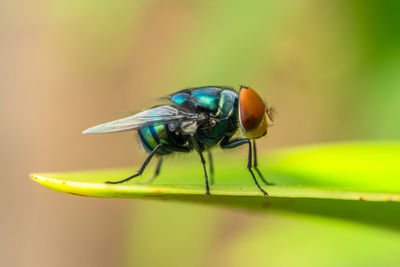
[29,173,47,186]
[29,173,39,181]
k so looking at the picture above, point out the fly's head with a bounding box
[238,86,275,139]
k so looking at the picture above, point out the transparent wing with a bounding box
[82,105,200,134]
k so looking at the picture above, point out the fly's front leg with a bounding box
[190,134,210,196]
[252,140,274,185]
[106,143,163,184]
[220,137,268,196]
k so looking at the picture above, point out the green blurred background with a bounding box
[1,0,400,266]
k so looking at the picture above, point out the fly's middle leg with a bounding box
[190,134,211,196]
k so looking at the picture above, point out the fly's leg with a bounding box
[208,151,215,185]
[220,137,268,196]
[144,157,163,184]
[246,140,268,196]
[140,144,189,184]
[190,134,210,196]
[252,140,274,185]
[106,143,163,184]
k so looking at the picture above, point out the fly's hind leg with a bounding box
[144,157,163,184]
[252,140,275,185]
[106,143,163,184]
[208,151,215,185]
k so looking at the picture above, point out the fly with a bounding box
[83,85,275,196]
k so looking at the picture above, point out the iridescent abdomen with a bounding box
[138,124,186,155]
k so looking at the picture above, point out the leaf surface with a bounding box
[30,141,400,230]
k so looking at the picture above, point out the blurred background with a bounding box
[1,0,400,266]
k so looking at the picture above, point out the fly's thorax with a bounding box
[169,86,225,112]
[216,89,238,119]
[167,112,208,135]
[181,121,198,133]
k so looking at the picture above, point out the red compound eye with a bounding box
[239,86,266,131]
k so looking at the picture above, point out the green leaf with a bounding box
[30,141,400,230]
